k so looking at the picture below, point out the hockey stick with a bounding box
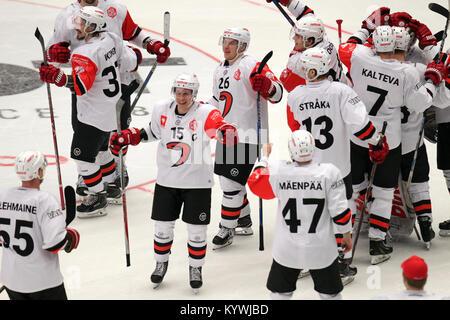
[336,19,343,45]
[34,27,65,210]
[429,2,449,62]
[255,50,273,251]
[116,80,139,267]
[351,121,387,263]
[130,11,170,112]
[64,186,76,226]
[270,0,296,27]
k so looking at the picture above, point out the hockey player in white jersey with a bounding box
[0,151,80,300]
[208,27,283,248]
[110,73,239,293]
[247,130,352,300]
[286,47,387,283]
[338,24,446,264]
[39,6,140,218]
[267,0,347,92]
[46,0,171,198]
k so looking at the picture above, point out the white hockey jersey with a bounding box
[339,42,436,149]
[0,187,66,293]
[287,80,377,177]
[143,100,229,189]
[48,0,150,84]
[208,55,282,145]
[248,160,351,270]
[71,31,137,132]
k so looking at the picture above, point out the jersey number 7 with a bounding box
[367,85,388,116]
[282,198,325,233]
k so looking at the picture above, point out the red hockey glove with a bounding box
[389,12,412,27]
[408,19,437,49]
[251,74,275,99]
[39,63,67,87]
[265,0,290,6]
[64,228,80,253]
[146,40,171,63]
[425,61,448,86]
[217,124,239,147]
[110,127,142,152]
[47,41,71,63]
[369,136,389,164]
[361,7,390,32]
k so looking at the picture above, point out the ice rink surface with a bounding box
[0,0,449,303]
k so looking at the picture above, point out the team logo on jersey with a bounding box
[107,7,117,18]
[161,115,167,127]
[74,66,85,74]
[189,120,197,131]
[230,167,239,176]
[199,212,207,222]
[234,69,241,81]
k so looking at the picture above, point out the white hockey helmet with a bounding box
[15,151,48,181]
[288,130,315,163]
[373,25,396,53]
[290,16,325,47]
[393,26,411,51]
[74,6,106,34]
[219,27,251,53]
[298,47,332,80]
[172,73,200,99]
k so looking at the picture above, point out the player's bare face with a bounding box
[79,0,98,7]
[222,38,240,61]
[175,88,193,112]
[293,34,306,51]
[75,18,87,40]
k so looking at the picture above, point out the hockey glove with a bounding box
[389,12,412,27]
[408,19,437,49]
[47,41,71,63]
[146,40,171,63]
[64,228,80,253]
[128,46,142,72]
[217,124,239,147]
[110,127,142,152]
[39,63,67,87]
[369,135,389,164]
[265,0,290,6]
[251,73,275,99]
[425,61,448,86]
[361,7,390,32]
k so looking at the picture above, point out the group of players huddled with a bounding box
[0,0,449,300]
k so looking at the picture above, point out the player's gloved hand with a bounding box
[408,19,437,49]
[361,7,390,32]
[217,123,239,147]
[39,63,67,87]
[47,41,71,63]
[128,46,142,71]
[110,127,142,152]
[251,73,275,99]
[425,60,448,86]
[265,0,290,6]
[369,135,389,164]
[64,228,80,253]
[146,40,171,63]
[389,12,412,27]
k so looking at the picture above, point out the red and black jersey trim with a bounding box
[413,199,432,215]
[46,236,67,253]
[75,75,87,96]
[124,26,141,41]
[188,244,207,260]
[335,234,343,248]
[348,37,362,44]
[369,214,390,233]
[295,6,314,20]
[355,121,376,141]
[154,240,173,255]
[110,145,128,157]
[333,208,351,225]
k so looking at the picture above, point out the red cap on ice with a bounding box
[401,255,428,280]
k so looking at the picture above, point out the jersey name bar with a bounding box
[279,180,323,190]
[0,201,37,214]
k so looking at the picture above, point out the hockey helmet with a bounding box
[219,27,251,53]
[74,6,106,34]
[373,25,396,53]
[172,73,200,100]
[298,47,332,80]
[393,26,411,51]
[290,16,325,47]
[288,130,315,163]
[15,151,48,181]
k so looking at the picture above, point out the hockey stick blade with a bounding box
[429,3,449,18]
[257,51,273,74]
[64,186,76,226]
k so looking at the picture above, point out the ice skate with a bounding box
[298,269,310,279]
[151,261,168,289]
[417,216,435,249]
[235,215,253,236]
[338,257,357,286]
[369,238,392,265]
[76,191,107,218]
[189,266,202,294]
[106,183,122,205]
[438,219,450,237]
[212,226,234,250]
